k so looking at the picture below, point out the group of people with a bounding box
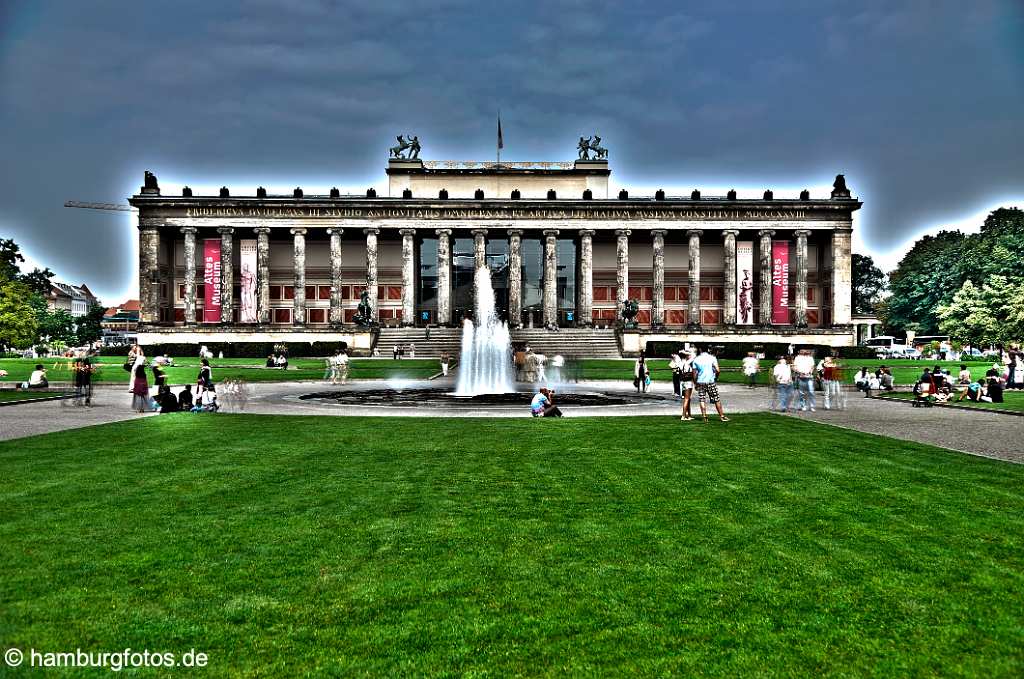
[914,363,1009,405]
[392,344,415,360]
[265,353,289,369]
[772,351,847,412]
[324,349,351,385]
[126,345,218,414]
[651,347,730,422]
[854,366,895,396]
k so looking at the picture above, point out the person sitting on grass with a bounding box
[265,354,275,368]
[855,367,871,396]
[26,364,48,389]
[530,387,563,418]
[157,385,179,413]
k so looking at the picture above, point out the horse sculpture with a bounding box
[390,135,411,159]
[620,298,639,329]
[577,135,608,160]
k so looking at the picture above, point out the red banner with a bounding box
[771,241,789,324]
[203,239,221,322]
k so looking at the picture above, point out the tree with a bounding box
[19,267,55,296]
[0,279,39,349]
[852,254,885,315]
[37,307,77,345]
[884,230,966,335]
[938,275,1023,347]
[0,238,26,281]
[75,302,107,345]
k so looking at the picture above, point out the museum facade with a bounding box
[129,153,861,353]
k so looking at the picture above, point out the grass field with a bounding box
[878,390,1024,413]
[0,357,441,384]
[2,415,1022,676]
[0,390,65,403]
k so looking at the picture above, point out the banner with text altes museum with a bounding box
[771,241,790,324]
[239,239,257,323]
[203,239,221,323]
[736,241,754,325]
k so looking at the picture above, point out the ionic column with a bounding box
[364,227,379,324]
[651,230,667,329]
[542,229,559,329]
[832,227,853,326]
[507,229,523,328]
[577,229,595,327]
[436,229,452,326]
[472,228,488,316]
[687,229,702,329]
[218,227,234,325]
[138,220,161,325]
[181,226,197,326]
[254,227,271,324]
[794,229,811,327]
[758,229,775,326]
[722,229,739,325]
[400,228,416,326]
[615,229,630,309]
[326,227,344,325]
[291,228,306,326]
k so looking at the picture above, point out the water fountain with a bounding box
[455,266,515,395]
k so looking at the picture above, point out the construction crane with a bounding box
[64,201,135,211]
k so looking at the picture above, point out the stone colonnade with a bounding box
[143,223,853,330]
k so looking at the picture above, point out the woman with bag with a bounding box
[634,350,650,393]
[130,358,150,413]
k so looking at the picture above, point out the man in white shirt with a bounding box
[792,349,816,412]
[772,357,794,412]
[741,352,760,389]
[690,346,729,422]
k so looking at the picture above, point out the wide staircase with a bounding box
[374,327,463,358]
[373,326,622,359]
[511,328,621,358]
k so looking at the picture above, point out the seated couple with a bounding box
[530,388,563,418]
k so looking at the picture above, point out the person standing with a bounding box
[131,359,150,413]
[820,355,838,410]
[338,350,350,385]
[772,356,794,412]
[73,351,94,406]
[742,352,760,389]
[793,349,816,412]
[691,346,729,422]
[679,349,696,421]
[440,351,450,378]
[634,351,649,393]
[669,352,683,399]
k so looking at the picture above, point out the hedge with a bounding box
[642,341,877,360]
[104,341,350,358]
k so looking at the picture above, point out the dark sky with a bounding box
[1,0,1022,303]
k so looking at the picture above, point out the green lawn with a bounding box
[0,357,441,384]
[2,415,1022,676]
[879,390,1024,413]
[0,390,65,403]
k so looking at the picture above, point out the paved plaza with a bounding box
[2,381,1021,464]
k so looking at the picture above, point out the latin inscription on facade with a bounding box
[183,206,810,221]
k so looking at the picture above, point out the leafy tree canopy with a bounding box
[0,279,39,349]
[851,254,885,316]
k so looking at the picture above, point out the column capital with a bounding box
[650,229,667,238]
[138,216,163,231]
[793,229,812,238]
[758,229,776,238]
[435,228,453,237]
[363,227,380,236]
[543,229,559,238]
[721,228,741,238]
[399,228,417,237]
[578,229,596,238]
[290,228,307,236]
[217,227,235,235]
[615,228,631,237]
[253,226,272,235]
[506,228,524,238]
[471,228,488,237]
[686,229,703,238]
[180,226,197,235]
[325,227,344,236]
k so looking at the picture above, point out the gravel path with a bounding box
[1,381,1020,463]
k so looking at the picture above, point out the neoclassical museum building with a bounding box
[129,143,861,355]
